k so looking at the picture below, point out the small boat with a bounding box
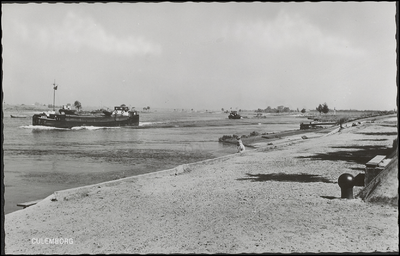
[32,105,139,128]
[300,121,336,130]
[228,111,242,119]
[11,114,27,118]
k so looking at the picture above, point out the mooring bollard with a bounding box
[338,173,354,199]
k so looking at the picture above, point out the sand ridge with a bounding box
[4,116,398,254]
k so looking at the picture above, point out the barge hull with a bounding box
[32,114,139,128]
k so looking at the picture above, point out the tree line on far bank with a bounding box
[252,103,331,115]
[316,102,330,115]
[254,105,302,113]
[254,104,328,114]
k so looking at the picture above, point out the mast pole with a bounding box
[53,80,56,111]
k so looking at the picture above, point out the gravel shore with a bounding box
[4,115,398,254]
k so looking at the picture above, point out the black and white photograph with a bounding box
[2,2,398,254]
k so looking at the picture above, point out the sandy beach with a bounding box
[4,115,398,254]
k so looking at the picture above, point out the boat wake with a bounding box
[71,126,120,131]
[139,121,165,126]
[20,122,165,130]
[21,125,69,130]
[20,125,120,131]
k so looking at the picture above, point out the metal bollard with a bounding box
[338,173,354,199]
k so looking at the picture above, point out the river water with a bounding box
[3,109,309,214]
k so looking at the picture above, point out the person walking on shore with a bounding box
[237,136,245,153]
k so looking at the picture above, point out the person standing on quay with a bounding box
[237,136,245,153]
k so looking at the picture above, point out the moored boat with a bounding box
[11,114,28,118]
[32,105,139,128]
[300,121,336,130]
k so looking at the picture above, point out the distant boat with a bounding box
[10,114,27,118]
[228,111,242,119]
[32,105,139,128]
[300,121,336,130]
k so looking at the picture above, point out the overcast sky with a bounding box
[2,2,397,111]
